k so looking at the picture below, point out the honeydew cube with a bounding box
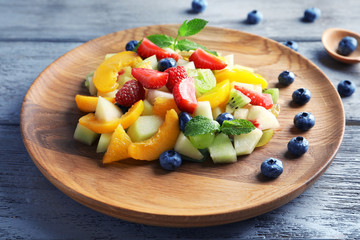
[234,128,263,155]
[141,100,153,116]
[85,72,97,96]
[147,89,173,105]
[95,96,122,122]
[209,133,237,163]
[174,132,204,161]
[96,133,112,153]
[194,101,213,120]
[127,115,164,142]
[97,89,118,98]
[247,105,280,130]
[74,123,99,145]
[212,106,223,119]
[234,108,249,120]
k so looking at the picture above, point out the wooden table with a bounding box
[1,0,359,238]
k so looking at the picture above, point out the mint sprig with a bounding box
[184,116,220,136]
[220,119,256,135]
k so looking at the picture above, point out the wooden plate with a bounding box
[21,25,345,227]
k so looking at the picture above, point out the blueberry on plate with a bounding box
[288,136,309,156]
[337,80,356,97]
[159,150,182,171]
[158,58,177,72]
[261,158,283,178]
[216,112,234,126]
[282,41,299,51]
[247,10,263,24]
[278,70,295,86]
[179,112,192,132]
[303,7,321,22]
[292,88,311,105]
[294,112,315,131]
[191,0,208,13]
[125,40,139,51]
[337,36,358,56]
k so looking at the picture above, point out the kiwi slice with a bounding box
[226,88,251,113]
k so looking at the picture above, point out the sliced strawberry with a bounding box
[164,66,188,92]
[136,38,181,61]
[131,68,168,89]
[189,48,227,70]
[115,80,145,107]
[234,86,273,109]
[173,77,198,114]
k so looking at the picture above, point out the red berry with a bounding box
[189,48,227,70]
[234,86,273,109]
[115,80,145,107]
[136,38,181,61]
[173,77,198,114]
[164,66,188,92]
[131,68,168,89]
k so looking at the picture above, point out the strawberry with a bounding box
[164,66,188,92]
[136,38,181,61]
[115,79,145,107]
[131,68,168,89]
[189,48,227,70]
[173,77,198,114]
[234,86,273,109]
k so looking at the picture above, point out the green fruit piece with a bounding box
[127,115,163,142]
[263,88,279,104]
[212,106,223,120]
[96,133,112,153]
[141,100,153,116]
[174,132,205,161]
[208,133,237,163]
[188,132,215,149]
[233,108,249,119]
[226,88,251,113]
[95,96,122,122]
[117,66,133,87]
[256,129,274,147]
[136,55,158,70]
[84,71,97,96]
[234,128,263,155]
[104,53,116,60]
[194,101,213,120]
[74,123,99,145]
[193,69,217,95]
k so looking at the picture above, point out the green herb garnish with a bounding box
[220,119,256,135]
[184,115,220,136]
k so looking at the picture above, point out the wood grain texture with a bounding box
[20,25,345,227]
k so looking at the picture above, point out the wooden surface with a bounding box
[1,0,360,238]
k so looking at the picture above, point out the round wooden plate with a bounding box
[21,25,345,227]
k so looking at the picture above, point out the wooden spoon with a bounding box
[322,28,360,64]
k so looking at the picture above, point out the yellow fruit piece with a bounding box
[270,103,281,117]
[103,124,132,164]
[118,100,144,129]
[152,97,180,118]
[75,95,115,112]
[128,109,180,161]
[78,113,121,134]
[135,60,152,69]
[214,68,268,89]
[93,51,142,93]
[197,79,231,108]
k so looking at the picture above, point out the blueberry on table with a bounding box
[337,36,358,56]
[278,70,295,86]
[159,150,182,171]
[292,88,311,105]
[261,158,283,178]
[282,41,299,51]
[179,112,192,132]
[191,0,208,13]
[158,58,177,72]
[337,80,356,97]
[287,136,309,156]
[125,40,139,51]
[303,7,321,22]
[215,112,234,126]
[246,10,263,24]
[294,112,315,131]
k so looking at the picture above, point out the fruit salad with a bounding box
[73,19,280,169]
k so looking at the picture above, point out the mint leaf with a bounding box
[178,19,208,37]
[146,34,175,48]
[184,116,220,136]
[176,39,218,56]
[220,119,255,135]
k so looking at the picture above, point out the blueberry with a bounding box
[303,7,321,22]
[337,80,356,97]
[125,40,139,51]
[278,70,295,86]
[247,10,263,24]
[292,88,311,105]
[282,41,299,51]
[294,112,315,131]
[158,58,177,72]
[159,150,182,171]
[261,158,283,178]
[287,136,309,156]
[179,112,192,132]
[115,103,130,113]
[337,36,358,56]
[191,0,208,13]
[215,113,234,126]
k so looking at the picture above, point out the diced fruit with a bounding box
[131,68,169,89]
[212,106,223,120]
[128,109,180,161]
[96,133,112,153]
[234,128,263,155]
[117,66,133,87]
[192,69,217,95]
[235,85,273,109]
[147,89,174,105]
[174,132,204,161]
[189,132,215,149]
[197,79,231,108]
[95,96,123,122]
[75,95,115,112]
[208,133,237,163]
[73,123,99,145]
[189,48,227,70]
[84,71,97,96]
[93,51,142,93]
[78,113,121,134]
[182,148,209,162]
[231,82,262,93]
[270,103,281,117]
[152,97,180,118]
[263,88,279,104]
[194,101,213,120]
[178,60,196,71]
[104,53,116,60]
[256,129,274,147]
[165,66,188,92]
[214,68,268,89]
[234,108,249,120]
[135,55,158,69]
[226,88,251,113]
[179,112,192,132]
[97,89,117,98]
[142,100,153,115]
[173,77,198,114]
[118,100,144,129]
[223,54,234,69]
[247,105,280,130]
[158,58,177,71]
[103,124,132,164]
[137,38,181,61]
[115,79,145,107]
[159,150,182,171]
[127,115,163,142]
[215,112,234,126]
